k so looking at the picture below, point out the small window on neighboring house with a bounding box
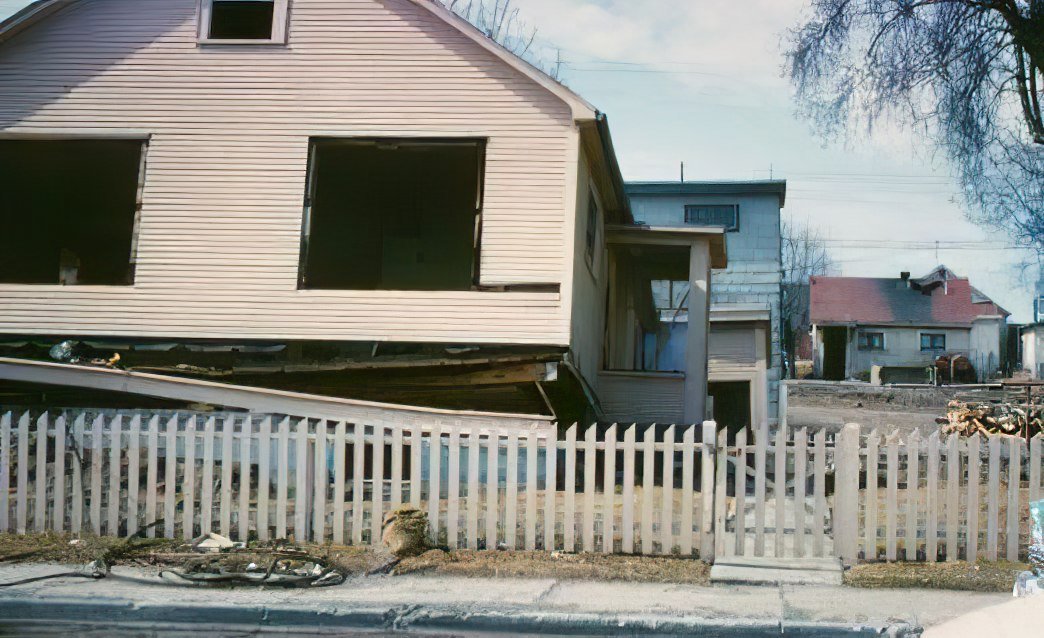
[684,204,739,232]
[858,331,885,351]
[585,191,599,269]
[200,0,288,43]
[1036,296,1044,319]
[921,333,946,351]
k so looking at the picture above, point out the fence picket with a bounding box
[1,413,10,533]
[220,416,234,537]
[663,425,677,556]
[564,425,577,552]
[369,423,383,547]
[353,422,366,544]
[446,429,460,549]
[603,424,617,554]
[700,422,716,560]
[926,431,940,562]
[182,418,196,539]
[277,418,290,539]
[505,431,518,549]
[544,430,557,551]
[163,416,176,539]
[145,416,157,537]
[526,432,538,551]
[106,415,122,536]
[683,425,697,556]
[34,413,48,533]
[966,433,980,563]
[427,426,442,544]
[391,427,404,508]
[53,415,66,533]
[295,419,309,541]
[1030,435,1042,506]
[885,433,898,561]
[714,426,726,557]
[641,426,655,555]
[794,427,808,558]
[257,417,271,541]
[945,433,959,561]
[812,428,825,557]
[486,430,500,549]
[986,434,1000,561]
[410,427,422,509]
[467,431,480,550]
[622,425,636,554]
[583,425,596,552]
[240,417,252,542]
[864,430,879,561]
[333,421,347,544]
[200,417,215,536]
[774,423,786,557]
[1007,437,1020,562]
[753,421,766,557]
[314,421,328,543]
[905,431,920,561]
[16,413,29,535]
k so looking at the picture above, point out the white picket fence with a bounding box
[1,409,1041,563]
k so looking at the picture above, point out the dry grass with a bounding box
[395,548,711,584]
[844,560,1030,592]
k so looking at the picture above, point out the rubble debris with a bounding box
[191,533,243,553]
[933,355,976,385]
[381,507,430,558]
[936,399,1043,437]
[160,554,347,588]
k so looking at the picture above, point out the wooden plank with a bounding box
[1007,437,1020,562]
[885,432,898,562]
[834,424,862,563]
[621,425,636,554]
[986,434,1000,561]
[200,417,215,536]
[864,430,879,561]
[563,425,577,552]
[276,417,290,539]
[1030,435,1042,508]
[410,426,422,509]
[602,424,617,554]
[905,431,920,561]
[926,431,940,562]
[505,431,519,550]
[682,425,697,556]
[526,432,539,551]
[714,426,727,558]
[332,421,346,544]
[812,428,825,558]
[313,421,328,543]
[794,427,808,558]
[294,418,309,541]
[733,428,747,557]
[71,414,86,535]
[220,416,234,538]
[53,415,66,533]
[486,430,500,549]
[35,413,49,533]
[641,426,655,555]
[700,422,716,560]
[544,430,557,551]
[239,417,252,542]
[753,421,767,557]
[368,423,382,547]
[583,425,596,552]
[391,426,404,507]
[16,412,30,535]
[661,425,675,555]
[428,426,442,545]
[257,417,272,541]
[163,416,177,539]
[145,416,158,538]
[182,417,196,540]
[107,415,123,536]
[446,429,460,549]
[966,433,980,564]
[945,433,960,562]
[1,413,12,533]
[467,430,480,550]
[352,422,366,545]
[774,422,787,557]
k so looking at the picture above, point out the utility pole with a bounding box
[680,161,685,183]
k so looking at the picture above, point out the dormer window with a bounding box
[199,0,289,44]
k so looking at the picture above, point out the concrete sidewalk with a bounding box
[0,563,1013,635]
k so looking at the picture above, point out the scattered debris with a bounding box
[160,553,347,588]
[191,533,242,553]
[936,399,1043,437]
[845,560,1030,592]
[381,507,430,559]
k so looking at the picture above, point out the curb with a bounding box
[0,598,923,636]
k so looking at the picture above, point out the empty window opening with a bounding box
[300,139,485,291]
[208,0,276,40]
[0,139,143,286]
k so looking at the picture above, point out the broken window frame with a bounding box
[920,333,946,351]
[198,0,290,44]
[684,204,739,232]
[0,134,149,287]
[297,136,488,292]
[857,331,885,351]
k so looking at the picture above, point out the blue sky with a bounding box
[0,0,1035,321]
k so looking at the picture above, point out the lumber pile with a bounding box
[936,399,1044,437]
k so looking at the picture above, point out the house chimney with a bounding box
[901,271,910,281]
[899,271,911,289]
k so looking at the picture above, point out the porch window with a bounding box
[684,204,738,232]
[857,331,885,351]
[921,333,946,351]
[0,139,144,286]
[299,138,485,291]
[200,0,289,43]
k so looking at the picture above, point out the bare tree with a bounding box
[447,0,561,79]
[781,220,833,374]
[785,1,1044,254]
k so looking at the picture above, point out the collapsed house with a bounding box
[810,266,1010,383]
[0,0,727,428]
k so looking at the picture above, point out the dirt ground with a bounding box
[787,405,942,435]
[844,560,1030,592]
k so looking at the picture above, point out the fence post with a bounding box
[834,423,861,563]
[700,420,717,561]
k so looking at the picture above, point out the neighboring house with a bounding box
[1022,324,1044,379]
[810,267,1010,382]
[624,181,785,429]
[0,0,726,427]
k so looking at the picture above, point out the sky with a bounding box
[0,0,1036,321]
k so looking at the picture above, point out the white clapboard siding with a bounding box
[0,0,579,345]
